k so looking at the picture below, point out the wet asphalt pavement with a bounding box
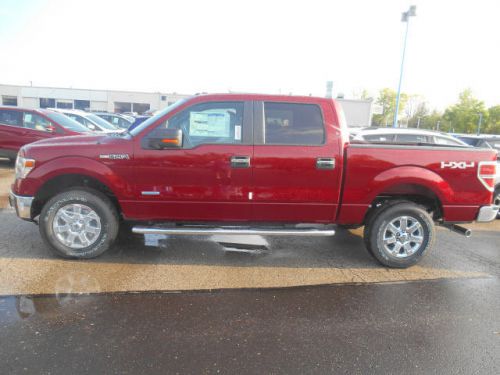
[0,209,498,374]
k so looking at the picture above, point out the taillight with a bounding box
[477,161,497,192]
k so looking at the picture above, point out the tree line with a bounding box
[365,88,499,134]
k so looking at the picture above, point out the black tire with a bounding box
[39,188,119,259]
[363,202,435,268]
[494,187,500,219]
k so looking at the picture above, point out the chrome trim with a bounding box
[132,226,336,237]
[141,191,160,196]
[316,157,335,170]
[476,205,499,222]
[9,191,34,219]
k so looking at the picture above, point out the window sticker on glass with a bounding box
[189,111,230,137]
[234,125,241,140]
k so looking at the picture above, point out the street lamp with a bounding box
[477,113,483,135]
[393,5,416,128]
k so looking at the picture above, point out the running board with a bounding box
[132,226,335,237]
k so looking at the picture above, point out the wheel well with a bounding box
[364,184,443,225]
[32,174,121,218]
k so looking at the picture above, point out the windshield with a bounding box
[86,113,119,130]
[44,111,90,133]
[129,98,189,136]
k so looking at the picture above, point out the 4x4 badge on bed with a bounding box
[440,161,475,169]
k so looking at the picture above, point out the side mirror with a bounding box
[142,128,183,150]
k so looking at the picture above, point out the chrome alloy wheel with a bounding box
[52,204,102,249]
[382,216,424,258]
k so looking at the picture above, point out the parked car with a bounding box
[0,107,89,161]
[455,135,500,216]
[9,94,498,268]
[353,128,469,147]
[94,112,134,129]
[50,109,120,133]
[128,115,151,131]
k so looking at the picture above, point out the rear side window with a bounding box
[434,136,463,146]
[264,102,325,145]
[395,134,429,143]
[363,134,395,142]
[0,109,22,127]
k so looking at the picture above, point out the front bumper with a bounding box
[476,204,499,222]
[9,191,34,220]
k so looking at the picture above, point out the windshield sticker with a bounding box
[189,111,230,137]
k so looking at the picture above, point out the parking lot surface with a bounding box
[0,158,499,374]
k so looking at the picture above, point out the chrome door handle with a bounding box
[230,156,251,168]
[316,157,335,170]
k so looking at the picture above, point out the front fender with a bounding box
[13,156,132,199]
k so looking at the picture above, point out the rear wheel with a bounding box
[39,189,119,259]
[363,202,435,268]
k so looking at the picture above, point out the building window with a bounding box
[74,100,90,110]
[114,102,132,113]
[40,98,56,108]
[56,100,73,109]
[2,96,17,106]
[132,103,150,114]
[161,95,167,101]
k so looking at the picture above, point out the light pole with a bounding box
[477,113,483,135]
[393,5,416,128]
[417,116,421,128]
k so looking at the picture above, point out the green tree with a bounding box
[486,105,500,134]
[372,88,408,127]
[443,89,488,134]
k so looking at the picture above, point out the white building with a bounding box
[0,83,190,114]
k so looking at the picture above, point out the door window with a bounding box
[263,102,325,145]
[164,102,244,147]
[23,112,55,132]
[0,109,22,127]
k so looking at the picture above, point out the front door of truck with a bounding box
[252,100,342,223]
[132,100,254,221]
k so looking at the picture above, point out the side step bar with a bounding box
[132,226,336,237]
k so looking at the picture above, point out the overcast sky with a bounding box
[0,0,498,110]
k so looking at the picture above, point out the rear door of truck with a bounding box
[251,99,343,222]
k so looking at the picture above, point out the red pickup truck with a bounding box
[9,94,499,267]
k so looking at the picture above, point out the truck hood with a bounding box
[21,134,133,161]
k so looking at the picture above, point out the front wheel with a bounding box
[363,202,435,268]
[39,189,119,259]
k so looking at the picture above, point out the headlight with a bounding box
[15,155,36,179]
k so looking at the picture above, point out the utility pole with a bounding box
[393,5,417,128]
[417,116,421,128]
[436,121,441,131]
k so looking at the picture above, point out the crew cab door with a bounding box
[252,100,342,222]
[132,100,253,221]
